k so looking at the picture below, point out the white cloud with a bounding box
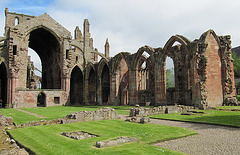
[3,0,240,71]
[46,0,240,57]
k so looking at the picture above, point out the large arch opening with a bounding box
[116,58,129,105]
[166,56,175,88]
[70,66,83,105]
[164,41,188,105]
[28,28,61,89]
[27,48,42,89]
[165,56,176,105]
[101,64,110,104]
[136,51,154,106]
[0,63,7,108]
[88,68,96,104]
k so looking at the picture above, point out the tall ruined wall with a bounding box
[204,33,223,107]
[0,9,237,109]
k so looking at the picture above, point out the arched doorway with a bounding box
[0,63,7,108]
[37,92,46,107]
[101,64,110,104]
[28,28,61,89]
[70,66,83,105]
[88,68,96,104]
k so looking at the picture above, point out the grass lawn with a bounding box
[150,110,240,127]
[8,119,196,155]
[0,108,42,124]
[0,106,133,124]
[21,105,132,118]
[215,106,240,110]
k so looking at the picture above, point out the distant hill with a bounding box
[232,46,240,57]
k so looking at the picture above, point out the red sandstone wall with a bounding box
[14,90,67,108]
[205,34,223,107]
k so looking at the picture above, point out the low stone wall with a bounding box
[61,107,120,124]
[0,113,13,126]
[0,113,29,155]
[96,137,138,148]
[130,105,194,117]
[16,119,62,128]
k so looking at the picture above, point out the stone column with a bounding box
[110,72,117,105]
[154,62,166,106]
[128,69,138,105]
[84,77,90,105]
[97,76,102,105]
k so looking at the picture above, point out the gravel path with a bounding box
[150,119,240,155]
[119,115,240,154]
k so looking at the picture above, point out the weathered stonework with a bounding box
[129,105,194,117]
[96,136,138,148]
[61,131,97,140]
[0,114,29,155]
[0,8,238,109]
[61,107,120,124]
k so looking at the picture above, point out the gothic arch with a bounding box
[199,29,221,47]
[86,63,97,104]
[111,52,131,73]
[161,35,192,105]
[71,64,84,75]
[134,45,155,69]
[98,58,109,78]
[163,35,190,53]
[70,66,84,105]
[85,62,96,80]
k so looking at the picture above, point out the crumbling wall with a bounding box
[61,107,120,124]
[129,105,194,117]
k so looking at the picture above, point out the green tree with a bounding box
[232,52,240,78]
[166,68,174,88]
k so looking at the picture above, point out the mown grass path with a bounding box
[15,109,48,119]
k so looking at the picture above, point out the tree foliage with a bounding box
[232,52,240,78]
[166,68,175,88]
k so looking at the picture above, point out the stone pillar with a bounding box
[62,77,70,105]
[128,69,138,105]
[84,78,90,105]
[97,76,102,105]
[154,62,161,105]
[109,72,116,105]
[83,19,91,65]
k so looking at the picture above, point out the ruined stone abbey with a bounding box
[0,8,238,109]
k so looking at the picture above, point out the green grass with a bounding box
[0,108,42,124]
[0,106,133,124]
[150,110,240,127]
[21,106,132,118]
[215,106,240,110]
[8,119,195,155]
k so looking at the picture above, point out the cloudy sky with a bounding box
[1,0,240,74]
